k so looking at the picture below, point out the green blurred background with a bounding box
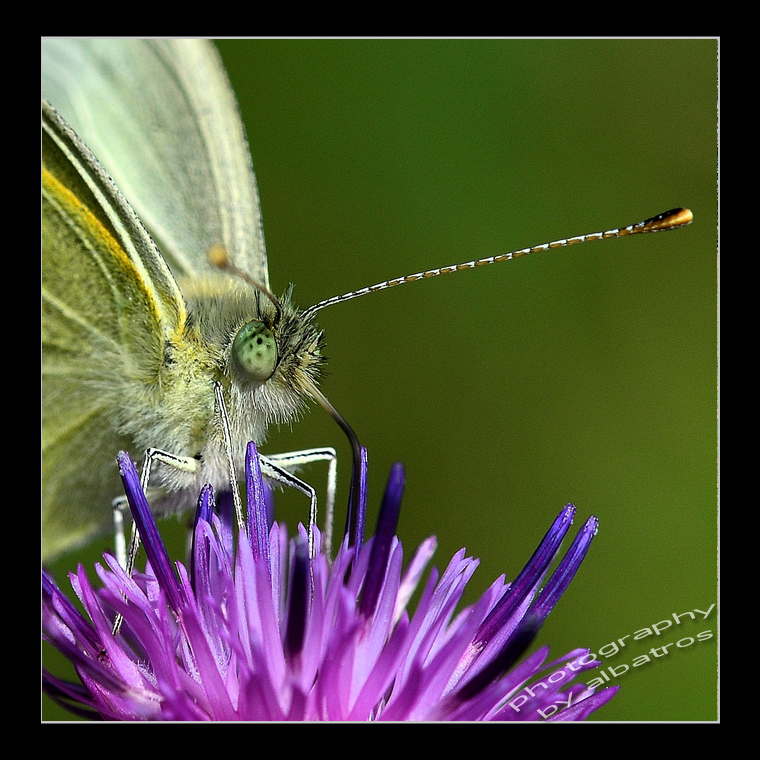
[43,39,717,721]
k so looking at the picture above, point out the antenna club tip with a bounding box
[207,243,231,269]
[654,207,693,230]
[672,207,694,226]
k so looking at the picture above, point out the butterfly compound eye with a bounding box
[232,320,278,381]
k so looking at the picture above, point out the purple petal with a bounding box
[246,441,270,567]
[116,451,184,612]
[360,461,404,618]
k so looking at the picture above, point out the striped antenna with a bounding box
[302,207,692,319]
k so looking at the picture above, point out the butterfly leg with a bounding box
[111,496,130,569]
[111,448,200,568]
[258,452,338,559]
[123,448,200,569]
[263,448,338,555]
[110,449,200,634]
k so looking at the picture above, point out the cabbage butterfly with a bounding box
[41,39,692,561]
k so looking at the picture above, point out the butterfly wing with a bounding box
[41,100,188,560]
[40,38,270,289]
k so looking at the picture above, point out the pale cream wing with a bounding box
[41,39,270,289]
[41,100,187,560]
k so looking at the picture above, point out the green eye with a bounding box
[232,320,277,381]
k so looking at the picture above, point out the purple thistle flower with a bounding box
[42,444,617,721]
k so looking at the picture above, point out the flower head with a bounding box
[42,444,617,721]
